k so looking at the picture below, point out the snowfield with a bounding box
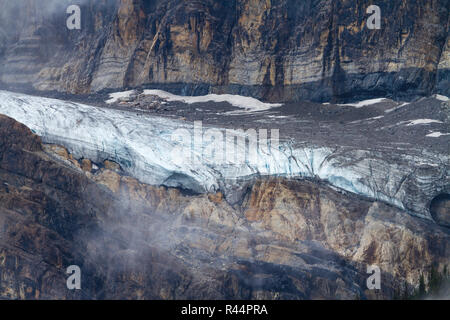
[106,90,137,104]
[406,119,443,126]
[426,132,450,138]
[106,89,283,113]
[434,94,449,102]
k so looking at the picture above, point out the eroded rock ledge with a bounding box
[0,115,448,299]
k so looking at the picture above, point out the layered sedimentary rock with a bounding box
[0,114,448,299]
[0,0,448,102]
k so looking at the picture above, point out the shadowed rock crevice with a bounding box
[430,193,450,228]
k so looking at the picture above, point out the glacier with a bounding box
[0,90,448,222]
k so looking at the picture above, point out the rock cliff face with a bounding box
[0,114,449,299]
[0,0,448,102]
[0,0,448,301]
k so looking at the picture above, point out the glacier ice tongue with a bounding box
[0,90,447,221]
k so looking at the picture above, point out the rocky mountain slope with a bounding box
[1,113,448,299]
[0,0,448,301]
[0,0,448,102]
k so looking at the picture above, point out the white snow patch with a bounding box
[406,119,443,126]
[366,115,384,121]
[143,89,282,113]
[426,132,450,138]
[267,115,289,119]
[106,90,136,104]
[385,102,409,113]
[338,98,387,108]
[434,94,449,102]
[416,162,439,167]
[349,115,384,124]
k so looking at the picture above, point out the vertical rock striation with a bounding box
[0,0,448,102]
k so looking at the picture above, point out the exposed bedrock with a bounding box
[0,114,448,299]
[0,0,448,102]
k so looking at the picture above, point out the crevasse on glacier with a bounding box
[0,90,446,221]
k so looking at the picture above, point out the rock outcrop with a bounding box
[1,114,449,299]
[0,0,448,102]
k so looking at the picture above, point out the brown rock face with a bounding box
[0,115,448,299]
[0,114,42,152]
[44,144,70,160]
[103,160,121,171]
[0,0,448,101]
[81,159,92,173]
[242,179,449,288]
